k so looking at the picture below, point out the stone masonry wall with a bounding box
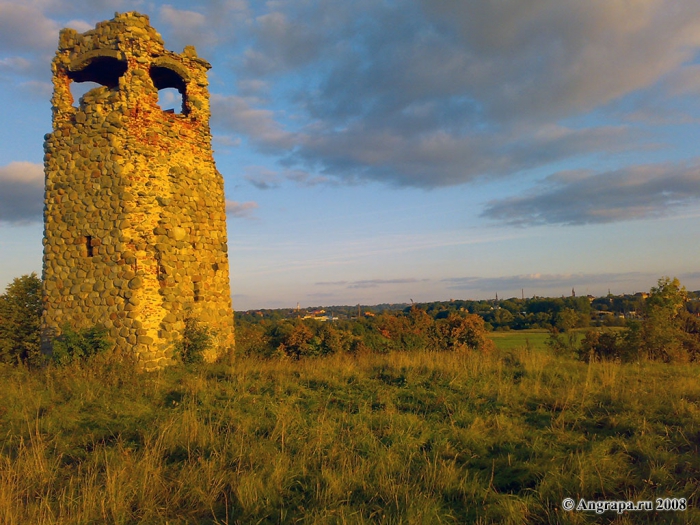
[42,12,235,369]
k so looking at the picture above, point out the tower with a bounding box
[42,12,235,369]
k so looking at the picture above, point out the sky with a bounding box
[1,0,700,310]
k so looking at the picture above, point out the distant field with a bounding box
[488,329,551,350]
[488,328,626,351]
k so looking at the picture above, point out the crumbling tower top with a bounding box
[51,12,211,125]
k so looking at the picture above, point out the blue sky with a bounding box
[1,0,700,309]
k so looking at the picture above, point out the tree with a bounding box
[0,273,43,365]
[486,308,514,330]
[235,319,273,357]
[434,313,494,352]
[555,308,579,332]
[273,319,315,358]
[545,308,580,357]
[641,277,689,361]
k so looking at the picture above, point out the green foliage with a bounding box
[265,318,356,358]
[545,327,578,357]
[679,308,700,360]
[545,306,591,357]
[276,318,315,358]
[376,307,435,352]
[175,318,213,364]
[372,307,494,354]
[51,325,112,365]
[554,307,579,332]
[240,307,494,359]
[641,276,696,362]
[434,312,495,352]
[0,273,43,366]
[574,277,700,363]
[235,319,274,357]
[578,330,622,361]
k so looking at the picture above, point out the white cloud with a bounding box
[213,135,242,148]
[0,2,59,52]
[283,169,334,187]
[422,0,700,121]
[242,165,338,189]
[215,1,700,190]
[64,19,93,33]
[225,199,258,218]
[443,272,649,294]
[315,278,428,289]
[236,78,270,97]
[481,162,700,226]
[347,278,427,289]
[0,56,32,74]
[0,161,44,224]
[243,166,280,190]
[211,94,297,152]
[158,4,219,49]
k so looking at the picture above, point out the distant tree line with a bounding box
[239,288,700,332]
[2,274,699,365]
[236,307,494,359]
[236,277,700,363]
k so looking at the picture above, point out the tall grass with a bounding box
[1,347,698,524]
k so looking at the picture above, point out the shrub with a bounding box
[545,327,577,357]
[578,330,621,362]
[236,320,275,358]
[51,325,112,365]
[376,307,439,352]
[176,318,213,364]
[267,319,309,358]
[434,312,494,352]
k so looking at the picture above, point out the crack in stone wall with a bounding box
[42,12,235,370]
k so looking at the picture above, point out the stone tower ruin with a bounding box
[42,12,235,369]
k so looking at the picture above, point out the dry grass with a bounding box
[0,348,698,524]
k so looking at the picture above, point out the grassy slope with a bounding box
[1,348,699,524]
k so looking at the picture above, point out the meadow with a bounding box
[1,337,698,524]
[487,328,625,352]
[488,329,552,351]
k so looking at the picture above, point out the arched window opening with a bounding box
[67,56,127,108]
[70,81,102,107]
[68,56,127,87]
[157,88,184,114]
[150,65,188,114]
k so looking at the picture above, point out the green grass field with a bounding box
[488,328,629,352]
[488,329,552,351]
[1,345,699,524]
